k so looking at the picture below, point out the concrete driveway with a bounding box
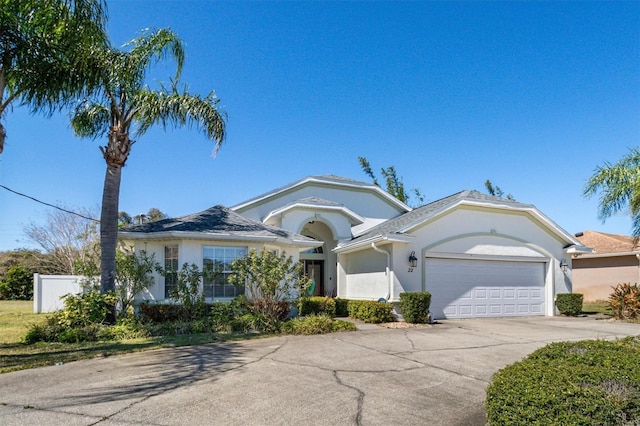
[0,316,638,426]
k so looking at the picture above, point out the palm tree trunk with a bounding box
[100,162,122,324]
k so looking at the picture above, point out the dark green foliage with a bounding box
[250,300,289,321]
[555,293,584,316]
[399,292,431,324]
[281,315,357,335]
[347,300,394,323]
[486,338,640,425]
[609,283,640,320]
[23,292,148,344]
[335,298,349,317]
[299,296,336,318]
[0,265,33,300]
[138,303,187,323]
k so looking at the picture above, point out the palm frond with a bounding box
[584,147,640,235]
[119,28,185,91]
[132,85,226,152]
[70,101,110,139]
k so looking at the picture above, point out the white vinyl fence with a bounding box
[33,274,84,313]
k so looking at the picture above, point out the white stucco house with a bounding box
[119,175,590,319]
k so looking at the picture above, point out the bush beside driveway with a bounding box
[0,316,637,426]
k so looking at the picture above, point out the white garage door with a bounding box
[425,258,545,319]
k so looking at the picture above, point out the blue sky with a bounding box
[0,1,639,251]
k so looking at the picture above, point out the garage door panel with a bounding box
[425,258,545,319]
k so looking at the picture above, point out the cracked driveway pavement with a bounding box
[1,316,638,426]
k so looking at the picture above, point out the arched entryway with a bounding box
[299,220,338,297]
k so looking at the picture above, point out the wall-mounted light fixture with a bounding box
[559,258,568,272]
[409,251,418,268]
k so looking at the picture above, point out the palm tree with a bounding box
[71,28,226,322]
[0,0,107,154]
[584,147,640,237]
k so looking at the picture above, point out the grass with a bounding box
[582,300,613,316]
[0,300,46,344]
[0,301,267,374]
[0,301,354,374]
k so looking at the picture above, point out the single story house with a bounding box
[120,175,589,319]
[572,230,640,301]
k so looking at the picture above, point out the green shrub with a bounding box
[609,283,640,320]
[281,315,357,335]
[299,296,336,318]
[335,298,349,317]
[555,293,584,316]
[347,300,394,323]
[486,338,640,425]
[399,292,431,323]
[138,303,187,323]
[0,265,33,300]
[57,291,117,327]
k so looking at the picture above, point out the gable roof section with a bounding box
[119,205,319,247]
[575,230,639,255]
[263,196,365,225]
[231,175,411,213]
[335,190,585,252]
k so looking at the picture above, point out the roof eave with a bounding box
[119,231,318,247]
[334,233,413,254]
[232,176,412,213]
[264,203,366,225]
[399,199,581,246]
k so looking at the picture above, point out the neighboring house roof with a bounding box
[574,230,639,257]
[263,196,365,225]
[335,190,585,253]
[231,174,412,213]
[119,205,320,247]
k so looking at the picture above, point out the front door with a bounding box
[304,260,324,296]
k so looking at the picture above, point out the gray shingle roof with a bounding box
[348,190,534,243]
[120,205,317,243]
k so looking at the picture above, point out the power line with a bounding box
[0,184,100,222]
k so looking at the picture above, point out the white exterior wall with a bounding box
[237,183,405,224]
[338,205,571,317]
[390,206,569,315]
[282,209,353,240]
[341,247,390,300]
[127,239,303,302]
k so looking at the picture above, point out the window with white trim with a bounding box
[203,246,247,298]
[164,245,179,298]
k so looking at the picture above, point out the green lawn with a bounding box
[0,301,235,374]
[0,300,45,344]
[581,300,613,316]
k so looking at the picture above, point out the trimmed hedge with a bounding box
[555,293,583,316]
[299,296,336,318]
[399,292,431,324]
[139,304,190,323]
[486,338,640,425]
[335,298,349,317]
[281,315,356,335]
[347,300,394,323]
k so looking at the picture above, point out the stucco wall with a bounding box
[126,239,301,302]
[341,247,390,300]
[236,182,405,223]
[573,255,640,301]
[342,205,571,316]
